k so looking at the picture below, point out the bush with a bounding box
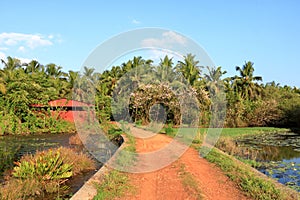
[0,147,96,199]
[165,123,174,135]
[134,120,142,127]
[13,150,72,180]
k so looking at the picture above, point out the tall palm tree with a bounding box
[156,55,175,83]
[0,56,22,82]
[83,66,95,78]
[121,60,133,74]
[46,63,66,78]
[24,60,43,74]
[176,53,202,86]
[131,56,153,84]
[1,56,21,71]
[204,66,227,95]
[232,61,262,100]
[68,70,79,87]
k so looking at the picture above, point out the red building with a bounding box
[32,98,95,123]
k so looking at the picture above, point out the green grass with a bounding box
[116,133,136,168]
[159,126,297,199]
[93,170,133,200]
[202,148,298,200]
[160,126,290,140]
[94,122,136,199]
[219,127,290,138]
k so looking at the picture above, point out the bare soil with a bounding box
[120,126,251,200]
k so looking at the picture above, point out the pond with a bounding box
[237,132,300,191]
[0,133,102,197]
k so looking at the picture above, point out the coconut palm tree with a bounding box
[45,63,67,78]
[156,55,176,83]
[232,61,262,100]
[176,53,202,86]
[1,56,21,71]
[1,56,22,82]
[204,66,227,95]
[24,60,43,74]
[83,66,95,78]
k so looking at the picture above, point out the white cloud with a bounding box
[162,31,186,45]
[0,32,53,50]
[141,31,187,48]
[132,19,141,24]
[0,47,8,51]
[18,46,26,52]
[144,48,184,65]
[16,57,34,64]
[4,39,18,46]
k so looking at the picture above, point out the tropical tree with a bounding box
[156,55,175,82]
[24,60,43,74]
[45,63,67,78]
[204,66,227,95]
[0,56,23,82]
[1,56,22,71]
[176,53,202,86]
[231,61,262,100]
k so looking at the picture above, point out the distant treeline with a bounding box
[0,55,299,134]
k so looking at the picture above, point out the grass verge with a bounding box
[94,121,136,199]
[219,127,290,138]
[93,170,133,200]
[160,126,297,199]
[202,147,299,200]
[178,163,203,200]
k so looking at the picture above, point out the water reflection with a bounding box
[237,132,300,192]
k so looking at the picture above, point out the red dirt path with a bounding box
[121,126,251,200]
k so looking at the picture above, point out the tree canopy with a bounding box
[0,55,299,135]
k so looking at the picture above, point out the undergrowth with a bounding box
[0,147,95,200]
[202,148,298,200]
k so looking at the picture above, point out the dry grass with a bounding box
[69,134,83,145]
[0,147,96,199]
[216,137,259,160]
[178,163,203,200]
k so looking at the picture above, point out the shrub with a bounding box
[13,150,73,180]
[0,147,96,199]
[165,123,174,135]
[134,120,142,127]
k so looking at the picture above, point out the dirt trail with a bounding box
[121,126,251,200]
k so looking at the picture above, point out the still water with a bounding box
[237,132,300,191]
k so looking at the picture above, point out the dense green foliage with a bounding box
[1,55,299,135]
[0,57,75,134]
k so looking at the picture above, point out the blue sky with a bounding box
[0,0,299,87]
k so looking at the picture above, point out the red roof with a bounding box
[32,98,94,107]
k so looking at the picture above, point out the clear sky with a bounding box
[0,0,299,87]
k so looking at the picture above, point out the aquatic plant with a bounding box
[0,147,95,199]
[13,150,73,180]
